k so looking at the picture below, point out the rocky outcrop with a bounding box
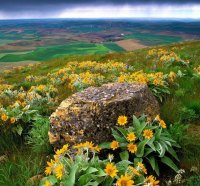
[49,83,159,147]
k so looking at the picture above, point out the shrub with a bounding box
[26,117,52,154]
[40,142,159,186]
[186,176,200,186]
[101,115,180,176]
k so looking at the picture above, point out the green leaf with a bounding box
[120,150,129,161]
[144,148,154,157]
[167,146,179,161]
[116,160,132,173]
[103,177,114,186]
[154,160,160,176]
[99,142,110,149]
[147,142,156,151]
[116,127,128,139]
[158,142,166,157]
[111,128,125,143]
[133,115,147,136]
[155,128,162,140]
[148,156,156,170]
[65,164,78,186]
[86,167,98,174]
[12,125,23,136]
[96,168,107,177]
[78,174,92,185]
[84,181,99,186]
[136,139,148,157]
[161,156,179,172]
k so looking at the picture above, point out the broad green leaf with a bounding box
[155,128,162,140]
[65,164,78,186]
[116,127,128,139]
[103,177,114,186]
[96,168,107,177]
[148,156,156,170]
[78,174,92,185]
[144,148,154,157]
[84,181,99,186]
[86,167,98,174]
[116,160,132,173]
[161,156,179,172]
[136,139,148,157]
[154,160,160,176]
[158,142,166,157]
[99,142,110,149]
[167,146,179,161]
[120,150,129,161]
[147,142,156,151]
[111,128,125,142]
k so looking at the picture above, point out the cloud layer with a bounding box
[0,1,200,19]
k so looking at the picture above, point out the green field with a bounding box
[124,32,183,45]
[0,42,125,62]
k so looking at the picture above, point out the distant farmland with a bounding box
[0,42,125,62]
[0,19,199,62]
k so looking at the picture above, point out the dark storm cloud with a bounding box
[0,0,200,10]
[0,0,199,19]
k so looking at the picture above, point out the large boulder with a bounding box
[49,83,159,147]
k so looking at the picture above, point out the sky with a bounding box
[0,0,200,19]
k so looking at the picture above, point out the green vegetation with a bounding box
[124,32,183,45]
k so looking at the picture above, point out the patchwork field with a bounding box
[0,19,199,63]
[115,39,147,51]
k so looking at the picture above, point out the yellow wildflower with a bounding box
[110,140,119,150]
[129,166,141,176]
[55,144,69,156]
[104,163,118,178]
[1,113,8,122]
[117,115,128,126]
[127,132,136,142]
[45,159,55,175]
[145,175,160,186]
[159,120,166,128]
[137,162,147,174]
[116,175,134,186]
[10,117,16,124]
[143,129,153,139]
[55,164,64,180]
[127,143,137,153]
[44,180,51,186]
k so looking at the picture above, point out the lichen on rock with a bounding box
[49,83,159,147]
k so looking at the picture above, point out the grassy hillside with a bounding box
[0,40,200,185]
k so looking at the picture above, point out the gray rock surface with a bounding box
[49,83,159,147]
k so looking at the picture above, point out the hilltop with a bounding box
[0,40,200,185]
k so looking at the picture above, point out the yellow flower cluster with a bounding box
[73,141,101,153]
[45,144,69,179]
[118,71,166,86]
[155,115,167,128]
[194,66,200,75]
[104,161,158,186]
[148,48,182,63]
